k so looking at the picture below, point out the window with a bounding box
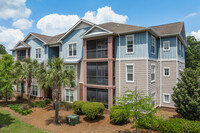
[163,93,170,103]
[163,67,170,77]
[36,48,41,59]
[17,83,25,93]
[126,35,134,53]
[68,43,77,57]
[65,65,75,70]
[163,41,170,51]
[151,92,156,105]
[66,89,74,102]
[151,64,156,82]
[151,36,156,54]
[31,85,38,96]
[126,64,134,82]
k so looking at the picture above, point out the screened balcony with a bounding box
[87,38,108,59]
[87,62,108,85]
[17,50,26,61]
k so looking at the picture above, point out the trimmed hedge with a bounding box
[138,117,200,133]
[82,102,104,120]
[73,101,88,115]
[8,104,32,115]
[110,105,130,124]
[31,99,51,108]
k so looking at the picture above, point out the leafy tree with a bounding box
[172,68,200,120]
[12,61,26,101]
[0,44,7,54]
[185,36,200,73]
[0,54,14,103]
[117,87,157,132]
[23,58,39,106]
[36,58,75,124]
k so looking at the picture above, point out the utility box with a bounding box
[66,114,79,126]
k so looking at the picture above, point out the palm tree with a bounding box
[12,61,26,101]
[36,58,75,124]
[23,57,39,106]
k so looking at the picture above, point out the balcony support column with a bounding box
[26,49,29,58]
[16,50,18,61]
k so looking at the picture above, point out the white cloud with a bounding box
[191,30,200,41]
[12,19,33,30]
[83,6,128,24]
[0,0,31,19]
[36,6,128,36]
[37,14,80,36]
[182,12,198,20]
[0,27,24,53]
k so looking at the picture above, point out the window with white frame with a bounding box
[66,89,74,102]
[163,67,170,77]
[65,65,75,70]
[163,41,170,51]
[126,64,134,82]
[151,36,156,54]
[151,64,156,82]
[31,85,38,96]
[151,92,156,105]
[126,35,134,53]
[68,43,77,57]
[163,93,170,103]
[36,48,41,59]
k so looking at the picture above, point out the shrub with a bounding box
[45,98,51,105]
[60,102,73,111]
[8,104,32,115]
[110,105,130,124]
[138,117,200,133]
[31,99,51,108]
[73,101,88,115]
[82,102,104,120]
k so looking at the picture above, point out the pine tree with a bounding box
[172,68,200,120]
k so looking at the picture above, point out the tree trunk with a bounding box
[54,98,59,124]
[5,87,8,104]
[28,83,31,107]
[21,82,24,102]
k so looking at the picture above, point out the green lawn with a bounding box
[0,109,50,133]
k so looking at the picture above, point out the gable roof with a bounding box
[98,22,145,33]
[150,22,184,36]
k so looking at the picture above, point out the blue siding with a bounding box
[178,39,185,62]
[12,51,16,58]
[25,38,45,61]
[62,27,90,60]
[115,32,147,59]
[160,37,177,59]
[148,33,158,59]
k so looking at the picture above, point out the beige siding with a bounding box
[115,60,147,97]
[161,61,176,107]
[148,60,159,106]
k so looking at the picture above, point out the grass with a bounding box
[0,109,50,133]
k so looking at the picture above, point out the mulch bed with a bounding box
[0,99,178,133]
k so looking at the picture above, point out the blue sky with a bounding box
[0,0,200,53]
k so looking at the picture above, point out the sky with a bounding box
[0,0,200,53]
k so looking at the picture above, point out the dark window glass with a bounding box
[87,62,108,85]
[87,88,108,108]
[17,50,26,61]
[87,38,108,59]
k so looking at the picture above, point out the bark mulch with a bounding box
[0,99,179,133]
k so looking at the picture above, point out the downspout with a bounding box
[146,32,149,96]
[176,37,178,84]
[159,37,162,107]
[118,33,121,95]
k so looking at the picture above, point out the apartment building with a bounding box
[11,19,186,109]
